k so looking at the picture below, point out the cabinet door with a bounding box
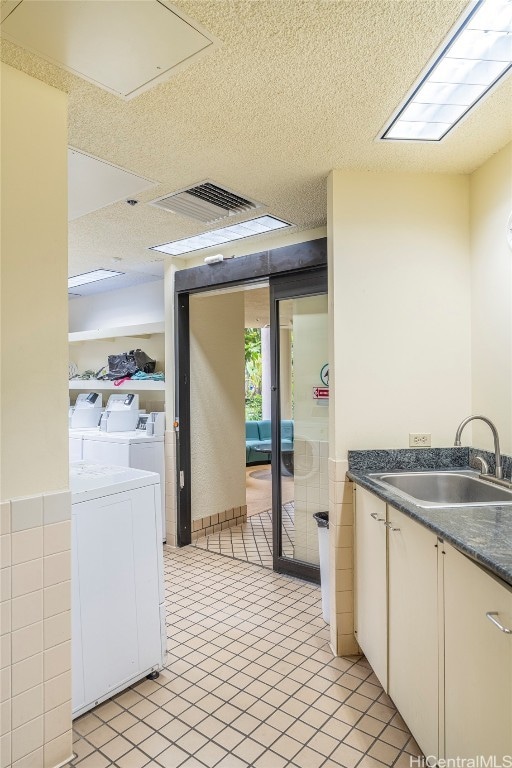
[354,487,388,690]
[444,543,512,760]
[388,506,439,758]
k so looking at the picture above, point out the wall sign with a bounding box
[313,387,329,399]
[320,364,329,386]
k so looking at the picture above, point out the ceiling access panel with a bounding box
[0,0,219,99]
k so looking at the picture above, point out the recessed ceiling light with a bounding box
[379,0,512,142]
[68,269,123,288]
[150,215,292,256]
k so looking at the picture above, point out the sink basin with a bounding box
[369,471,512,507]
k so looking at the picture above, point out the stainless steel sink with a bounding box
[369,470,512,507]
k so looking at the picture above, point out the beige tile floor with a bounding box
[193,505,295,568]
[70,546,421,768]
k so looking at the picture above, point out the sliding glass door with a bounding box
[270,269,328,582]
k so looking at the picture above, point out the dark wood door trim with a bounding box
[174,238,327,556]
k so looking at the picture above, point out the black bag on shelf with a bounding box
[130,349,156,374]
[106,349,156,380]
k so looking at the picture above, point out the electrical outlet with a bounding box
[409,433,431,447]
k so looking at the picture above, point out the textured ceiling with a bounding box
[2,0,511,278]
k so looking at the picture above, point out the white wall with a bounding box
[189,292,246,520]
[328,170,472,457]
[470,142,512,454]
[68,279,164,332]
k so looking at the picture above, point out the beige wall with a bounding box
[328,170,472,456]
[1,65,69,501]
[189,292,246,521]
[469,142,512,454]
[1,65,72,768]
[327,169,472,655]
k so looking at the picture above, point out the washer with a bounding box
[69,428,97,462]
[70,462,166,719]
[81,430,166,542]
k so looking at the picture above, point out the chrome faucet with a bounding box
[454,415,503,480]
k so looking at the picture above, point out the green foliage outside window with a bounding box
[245,328,262,420]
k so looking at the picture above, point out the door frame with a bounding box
[174,239,327,549]
[270,269,328,583]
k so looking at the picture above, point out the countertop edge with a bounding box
[347,468,512,589]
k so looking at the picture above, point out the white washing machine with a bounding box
[69,428,97,463]
[70,462,166,719]
[80,430,166,542]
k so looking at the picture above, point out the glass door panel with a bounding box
[270,270,328,582]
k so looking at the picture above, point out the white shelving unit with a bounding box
[69,379,165,391]
[68,321,166,395]
[68,321,165,344]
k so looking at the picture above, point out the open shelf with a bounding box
[69,379,165,391]
[69,321,165,343]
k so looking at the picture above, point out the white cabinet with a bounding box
[354,487,388,690]
[354,482,512,763]
[444,543,512,760]
[387,507,439,759]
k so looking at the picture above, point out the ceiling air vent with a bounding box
[149,181,262,224]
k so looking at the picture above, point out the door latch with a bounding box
[179,471,185,489]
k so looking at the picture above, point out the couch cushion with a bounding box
[281,420,293,441]
[246,421,260,439]
[258,420,272,440]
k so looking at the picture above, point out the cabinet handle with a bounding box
[486,612,512,635]
[370,513,385,521]
[384,522,401,531]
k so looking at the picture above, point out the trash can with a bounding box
[313,512,330,623]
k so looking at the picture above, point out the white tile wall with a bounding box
[1,491,73,768]
[294,439,329,566]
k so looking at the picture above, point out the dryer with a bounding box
[70,462,166,718]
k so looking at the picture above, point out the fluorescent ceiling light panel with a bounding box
[150,215,291,256]
[380,0,512,142]
[68,270,123,288]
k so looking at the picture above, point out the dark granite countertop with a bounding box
[347,448,512,588]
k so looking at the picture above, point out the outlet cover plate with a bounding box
[409,433,431,448]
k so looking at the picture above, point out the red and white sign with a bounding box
[313,387,329,399]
